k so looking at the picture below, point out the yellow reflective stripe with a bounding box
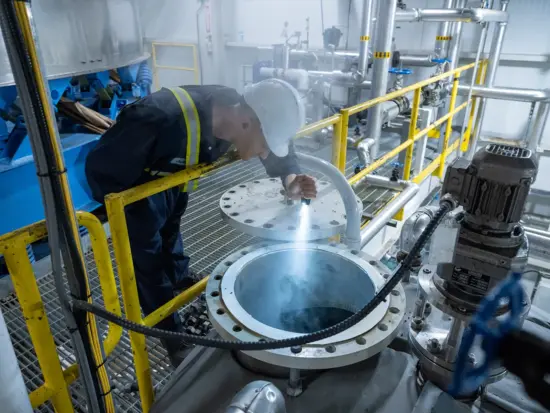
[169,87,202,192]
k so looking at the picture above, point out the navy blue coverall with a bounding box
[85,86,300,331]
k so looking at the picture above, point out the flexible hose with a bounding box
[73,201,453,351]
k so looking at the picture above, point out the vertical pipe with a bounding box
[437,73,460,178]
[434,0,455,58]
[447,0,466,71]
[0,308,33,413]
[358,0,375,77]
[467,0,510,159]
[458,22,489,154]
[282,44,290,70]
[366,0,398,159]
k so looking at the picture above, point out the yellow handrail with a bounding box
[0,212,122,411]
[151,42,200,89]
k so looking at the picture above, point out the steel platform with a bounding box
[0,141,425,412]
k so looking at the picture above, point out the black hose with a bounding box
[74,201,453,351]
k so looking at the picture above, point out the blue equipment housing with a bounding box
[0,61,152,238]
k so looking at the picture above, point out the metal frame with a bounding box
[151,42,200,90]
[0,212,121,411]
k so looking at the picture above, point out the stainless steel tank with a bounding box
[0,0,147,86]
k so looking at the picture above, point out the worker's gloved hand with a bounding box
[286,175,317,200]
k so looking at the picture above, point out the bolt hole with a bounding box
[389,307,400,314]
[325,345,336,353]
[239,184,246,188]
[270,178,277,182]
[369,260,377,265]
[311,224,320,230]
[241,251,248,255]
[225,261,233,266]
[214,274,222,281]
[230,212,239,217]
[288,225,296,230]
[378,323,388,331]
[330,220,340,225]
[254,180,260,184]
[223,197,231,201]
[320,181,328,185]
[216,308,225,315]
[351,250,359,255]
[233,325,242,332]
[383,273,390,279]
[244,219,254,224]
[223,205,231,209]
[259,338,266,342]
[229,190,235,194]
[210,291,220,297]
[356,337,366,345]
[391,290,400,296]
[263,223,273,228]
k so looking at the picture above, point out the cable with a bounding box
[73,201,453,351]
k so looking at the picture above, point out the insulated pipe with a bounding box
[366,0,399,159]
[259,67,309,90]
[434,0,455,58]
[395,8,509,23]
[467,0,510,159]
[457,85,550,103]
[400,53,437,67]
[0,309,33,413]
[296,153,362,249]
[360,182,420,248]
[353,174,413,191]
[358,0,375,77]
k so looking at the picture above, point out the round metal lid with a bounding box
[219,178,362,241]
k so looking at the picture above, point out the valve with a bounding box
[389,68,413,75]
[390,162,403,182]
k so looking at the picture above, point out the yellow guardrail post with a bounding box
[331,116,342,168]
[436,72,460,179]
[105,194,155,412]
[339,109,350,174]
[0,212,123,410]
[3,240,75,413]
[152,42,200,90]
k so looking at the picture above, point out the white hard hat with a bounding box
[243,78,305,157]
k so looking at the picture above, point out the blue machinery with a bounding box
[0,62,152,239]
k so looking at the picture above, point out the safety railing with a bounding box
[0,212,122,412]
[103,156,235,412]
[151,42,200,90]
[0,60,486,413]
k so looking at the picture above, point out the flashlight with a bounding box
[301,197,311,206]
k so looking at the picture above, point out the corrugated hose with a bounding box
[73,200,454,351]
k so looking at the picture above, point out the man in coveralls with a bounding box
[85,79,317,366]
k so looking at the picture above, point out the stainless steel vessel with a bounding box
[0,0,147,86]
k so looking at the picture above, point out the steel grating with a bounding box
[0,140,438,412]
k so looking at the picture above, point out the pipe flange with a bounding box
[206,242,405,370]
[219,178,362,242]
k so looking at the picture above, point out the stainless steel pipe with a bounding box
[467,0,510,159]
[395,8,509,23]
[457,85,550,103]
[448,0,467,71]
[399,53,437,67]
[358,0,375,77]
[366,0,399,159]
[360,182,420,248]
[434,0,455,58]
[297,153,362,249]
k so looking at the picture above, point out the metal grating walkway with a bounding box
[0,141,427,412]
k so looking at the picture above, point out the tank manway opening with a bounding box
[208,243,402,370]
[232,248,376,334]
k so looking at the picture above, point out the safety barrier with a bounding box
[151,42,200,90]
[0,61,486,413]
[0,212,121,412]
